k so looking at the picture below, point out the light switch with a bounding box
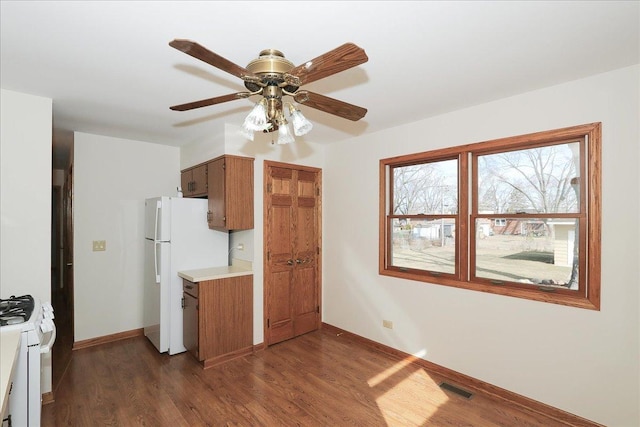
[93,240,106,251]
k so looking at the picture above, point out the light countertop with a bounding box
[178,259,252,283]
[1,329,21,417]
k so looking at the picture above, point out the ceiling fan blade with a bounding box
[170,92,249,111]
[287,43,368,86]
[294,91,367,121]
[169,39,257,81]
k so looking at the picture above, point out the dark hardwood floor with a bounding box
[41,327,575,427]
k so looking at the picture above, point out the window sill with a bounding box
[379,269,599,310]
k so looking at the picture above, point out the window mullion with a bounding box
[459,152,470,281]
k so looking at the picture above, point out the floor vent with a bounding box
[439,382,473,399]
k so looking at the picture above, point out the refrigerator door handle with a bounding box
[154,241,161,283]
[155,200,162,241]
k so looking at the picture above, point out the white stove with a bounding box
[1,295,55,427]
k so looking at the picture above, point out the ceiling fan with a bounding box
[168,39,369,143]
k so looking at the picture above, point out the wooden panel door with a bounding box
[292,170,320,337]
[264,162,321,346]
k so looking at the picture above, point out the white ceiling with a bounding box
[1,1,638,169]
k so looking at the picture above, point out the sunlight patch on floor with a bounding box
[367,351,425,388]
[368,353,449,425]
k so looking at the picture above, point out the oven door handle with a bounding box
[40,322,57,354]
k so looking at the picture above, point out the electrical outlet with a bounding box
[383,319,393,329]
[237,243,244,251]
[92,240,106,251]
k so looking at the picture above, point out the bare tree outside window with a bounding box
[390,159,458,274]
[476,142,581,289]
[478,143,579,214]
[393,160,457,215]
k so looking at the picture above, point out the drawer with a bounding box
[183,280,199,298]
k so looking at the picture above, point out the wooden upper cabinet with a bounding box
[207,155,254,231]
[181,163,208,197]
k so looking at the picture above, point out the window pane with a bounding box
[392,159,458,215]
[475,218,578,289]
[477,142,580,214]
[391,218,456,274]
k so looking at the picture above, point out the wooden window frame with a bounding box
[379,123,601,310]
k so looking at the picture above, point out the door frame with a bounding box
[263,160,322,347]
[51,185,62,294]
[63,165,74,337]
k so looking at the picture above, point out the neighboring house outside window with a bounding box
[379,123,601,310]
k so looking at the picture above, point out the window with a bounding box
[379,123,601,310]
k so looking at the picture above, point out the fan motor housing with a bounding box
[246,49,294,74]
[245,49,298,93]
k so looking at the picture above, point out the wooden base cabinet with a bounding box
[183,275,253,368]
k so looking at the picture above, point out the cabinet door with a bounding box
[183,292,199,360]
[180,171,192,196]
[207,157,226,229]
[181,164,208,197]
[199,276,253,360]
[224,156,254,230]
[207,155,254,230]
[190,164,208,197]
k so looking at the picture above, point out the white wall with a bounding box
[323,65,640,426]
[0,89,52,302]
[181,123,326,344]
[179,122,225,170]
[73,132,180,341]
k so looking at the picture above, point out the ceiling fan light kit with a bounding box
[168,39,368,145]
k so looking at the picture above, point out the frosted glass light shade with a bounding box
[277,123,295,145]
[242,100,268,132]
[289,107,313,136]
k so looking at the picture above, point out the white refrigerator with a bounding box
[143,196,228,355]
